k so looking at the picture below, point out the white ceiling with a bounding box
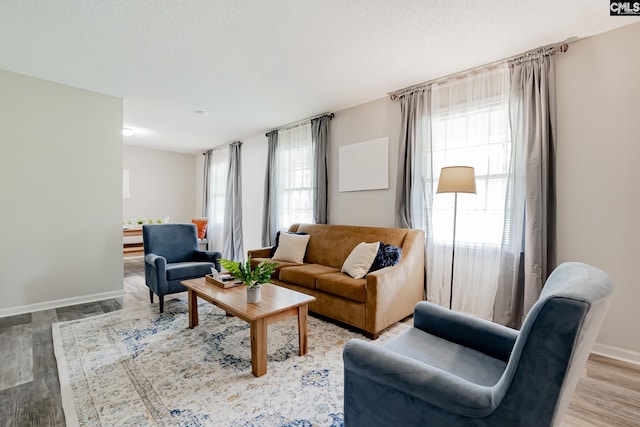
[1,1,638,154]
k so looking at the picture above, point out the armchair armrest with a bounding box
[343,339,498,417]
[194,250,222,271]
[247,247,272,259]
[144,253,168,295]
[145,253,167,271]
[413,302,518,362]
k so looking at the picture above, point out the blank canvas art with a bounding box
[339,137,389,192]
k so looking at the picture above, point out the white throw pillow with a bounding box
[272,232,311,264]
[342,241,381,279]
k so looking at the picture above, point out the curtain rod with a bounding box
[265,112,335,137]
[201,141,241,156]
[388,41,569,100]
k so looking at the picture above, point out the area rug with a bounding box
[52,299,408,427]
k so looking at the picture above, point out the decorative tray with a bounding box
[205,274,243,289]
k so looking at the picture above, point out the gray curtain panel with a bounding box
[394,89,426,229]
[311,115,330,224]
[202,150,212,217]
[223,141,245,261]
[494,53,558,328]
[261,131,278,247]
[202,149,213,249]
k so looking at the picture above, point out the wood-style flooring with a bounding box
[0,258,638,426]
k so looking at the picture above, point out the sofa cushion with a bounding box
[272,232,311,264]
[250,257,299,278]
[166,261,215,281]
[316,273,366,303]
[342,241,380,279]
[279,264,340,289]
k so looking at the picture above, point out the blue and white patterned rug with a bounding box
[52,299,408,427]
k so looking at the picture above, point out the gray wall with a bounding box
[0,70,124,315]
[555,22,640,362]
[123,145,197,225]
[328,98,401,227]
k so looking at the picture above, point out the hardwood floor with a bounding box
[0,257,638,426]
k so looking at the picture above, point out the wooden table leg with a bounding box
[298,304,309,356]
[188,289,199,329]
[250,318,267,377]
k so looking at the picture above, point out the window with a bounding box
[429,97,511,247]
[415,65,511,319]
[206,147,229,251]
[275,122,314,230]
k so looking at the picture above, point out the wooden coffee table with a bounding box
[180,278,316,377]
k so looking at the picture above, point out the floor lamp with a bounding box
[436,166,477,310]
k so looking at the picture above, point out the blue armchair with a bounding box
[343,262,614,426]
[143,223,222,313]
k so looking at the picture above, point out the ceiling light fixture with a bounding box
[122,127,134,136]
[195,110,209,116]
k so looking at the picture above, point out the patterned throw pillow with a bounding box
[368,243,402,273]
[191,219,208,239]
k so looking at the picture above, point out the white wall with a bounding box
[0,70,124,315]
[555,22,640,363]
[123,145,197,225]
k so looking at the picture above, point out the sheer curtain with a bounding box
[273,122,314,231]
[429,66,511,319]
[205,146,229,252]
[405,65,512,321]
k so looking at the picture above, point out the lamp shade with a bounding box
[436,166,477,194]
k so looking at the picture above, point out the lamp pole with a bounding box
[450,192,458,310]
[436,165,476,311]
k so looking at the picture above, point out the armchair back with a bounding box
[143,224,199,263]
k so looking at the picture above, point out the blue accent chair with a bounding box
[143,223,222,313]
[343,262,614,426]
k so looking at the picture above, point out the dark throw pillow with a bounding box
[368,243,402,273]
[269,231,308,258]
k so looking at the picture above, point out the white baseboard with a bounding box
[0,290,126,318]
[591,342,640,366]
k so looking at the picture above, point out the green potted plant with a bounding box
[219,257,278,303]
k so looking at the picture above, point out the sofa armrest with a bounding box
[343,339,498,417]
[414,302,518,362]
[364,229,425,337]
[247,247,272,259]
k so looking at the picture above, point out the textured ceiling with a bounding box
[1,1,638,154]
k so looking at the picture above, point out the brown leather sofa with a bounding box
[248,223,425,339]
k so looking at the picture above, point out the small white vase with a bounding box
[246,286,261,304]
